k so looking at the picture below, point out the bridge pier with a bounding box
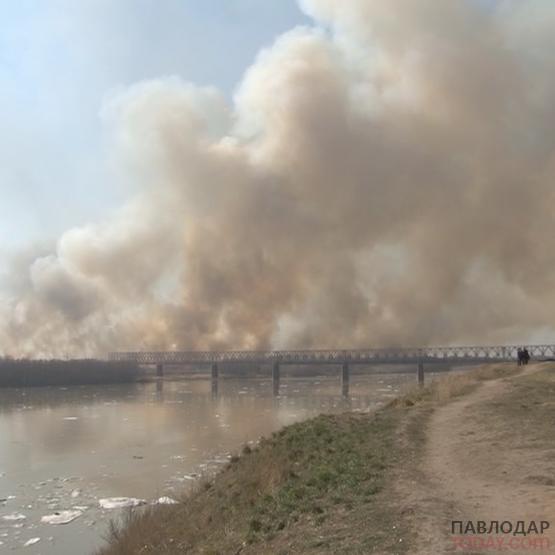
[272,361,280,396]
[417,361,424,386]
[342,362,350,397]
[156,363,164,377]
[211,363,219,396]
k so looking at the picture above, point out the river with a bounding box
[0,371,416,554]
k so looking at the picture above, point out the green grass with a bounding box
[99,409,410,554]
[244,412,401,548]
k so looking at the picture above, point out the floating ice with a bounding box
[70,489,80,498]
[156,497,179,505]
[63,417,78,421]
[41,510,82,525]
[98,497,146,509]
[24,538,40,547]
[2,512,26,521]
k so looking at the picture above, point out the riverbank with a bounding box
[400,362,555,553]
[0,359,142,387]
[99,362,555,554]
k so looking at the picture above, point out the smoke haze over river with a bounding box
[2,0,555,356]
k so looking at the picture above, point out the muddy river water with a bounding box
[0,372,416,553]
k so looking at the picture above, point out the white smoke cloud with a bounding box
[2,0,555,357]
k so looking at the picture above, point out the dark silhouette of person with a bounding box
[517,348,523,366]
[523,348,530,365]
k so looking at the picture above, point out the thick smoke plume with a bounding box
[2,0,555,357]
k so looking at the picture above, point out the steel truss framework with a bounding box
[109,344,555,365]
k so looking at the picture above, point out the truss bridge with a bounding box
[109,344,553,396]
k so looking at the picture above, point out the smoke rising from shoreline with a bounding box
[2,0,555,357]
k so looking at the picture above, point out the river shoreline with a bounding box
[0,374,408,554]
[98,362,541,554]
[0,359,142,387]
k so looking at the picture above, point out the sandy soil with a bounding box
[403,365,555,554]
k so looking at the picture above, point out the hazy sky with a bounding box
[0,0,309,250]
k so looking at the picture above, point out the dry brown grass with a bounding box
[392,362,519,407]
[480,363,555,443]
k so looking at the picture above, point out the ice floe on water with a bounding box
[2,512,26,521]
[41,510,82,525]
[99,497,146,509]
[24,537,41,547]
[155,497,179,505]
[63,416,79,421]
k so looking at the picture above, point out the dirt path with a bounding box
[409,365,555,554]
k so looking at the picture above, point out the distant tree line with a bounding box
[0,358,142,388]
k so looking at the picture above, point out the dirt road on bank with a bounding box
[407,364,555,554]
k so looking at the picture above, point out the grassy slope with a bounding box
[496,366,555,444]
[470,365,555,482]
[99,364,519,555]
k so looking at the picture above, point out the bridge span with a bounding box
[109,344,554,395]
[109,344,555,365]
